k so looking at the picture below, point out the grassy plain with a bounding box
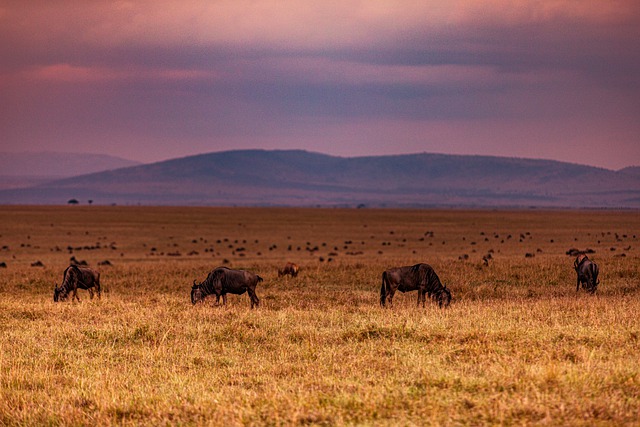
[0,206,639,426]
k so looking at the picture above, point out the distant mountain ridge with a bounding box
[0,151,141,178]
[619,166,640,177]
[0,151,142,190]
[0,150,639,207]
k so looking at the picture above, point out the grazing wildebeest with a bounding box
[380,263,451,308]
[574,254,599,294]
[191,267,262,308]
[69,255,88,266]
[278,262,299,278]
[53,265,101,302]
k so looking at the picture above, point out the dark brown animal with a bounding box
[380,263,451,308]
[278,262,299,278]
[574,254,599,294]
[70,256,88,266]
[191,267,262,308]
[54,265,101,302]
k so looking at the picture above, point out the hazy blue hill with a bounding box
[619,166,640,177]
[0,152,141,178]
[0,150,639,207]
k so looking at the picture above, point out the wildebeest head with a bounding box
[435,285,452,308]
[53,284,67,302]
[191,280,204,304]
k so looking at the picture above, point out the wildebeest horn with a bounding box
[192,280,198,288]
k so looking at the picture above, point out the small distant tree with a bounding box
[88,200,93,205]
[67,199,79,205]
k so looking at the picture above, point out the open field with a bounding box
[1,206,639,425]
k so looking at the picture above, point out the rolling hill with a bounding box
[0,150,639,207]
[619,166,640,178]
[0,152,141,190]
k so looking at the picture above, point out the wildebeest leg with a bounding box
[387,289,395,307]
[88,288,94,299]
[576,277,580,292]
[72,288,80,302]
[222,294,227,306]
[248,288,259,308]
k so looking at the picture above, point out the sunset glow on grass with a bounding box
[0,206,638,424]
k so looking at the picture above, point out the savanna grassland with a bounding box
[1,206,639,426]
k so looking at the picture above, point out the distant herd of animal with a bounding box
[52,255,600,307]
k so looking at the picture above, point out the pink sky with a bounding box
[1,1,639,169]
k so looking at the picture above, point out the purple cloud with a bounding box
[1,1,638,169]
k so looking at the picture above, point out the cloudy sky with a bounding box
[1,1,639,169]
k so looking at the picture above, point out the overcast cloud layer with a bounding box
[1,1,639,169]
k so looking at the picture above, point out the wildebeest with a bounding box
[53,265,101,302]
[380,263,452,308]
[278,262,299,278]
[191,267,262,308]
[69,255,88,266]
[574,254,599,294]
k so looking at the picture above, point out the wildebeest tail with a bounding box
[95,272,102,298]
[592,263,600,285]
[380,272,387,306]
[257,275,263,283]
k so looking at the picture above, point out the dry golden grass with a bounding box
[0,206,639,425]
